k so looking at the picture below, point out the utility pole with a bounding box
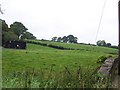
[118,0,120,75]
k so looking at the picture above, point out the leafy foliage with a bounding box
[106,43,111,47]
[1,19,9,32]
[22,32,36,40]
[10,22,28,39]
[51,35,78,43]
[51,37,57,42]
[3,31,18,42]
[97,40,106,46]
[1,19,36,46]
[67,35,78,43]
[62,36,67,43]
[96,40,118,49]
[96,55,112,63]
[97,55,107,63]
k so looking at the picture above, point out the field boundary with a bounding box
[98,58,118,79]
[26,40,86,51]
[98,58,119,88]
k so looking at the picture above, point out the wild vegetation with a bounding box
[2,40,118,88]
[3,66,112,88]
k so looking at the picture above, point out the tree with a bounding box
[96,40,101,46]
[67,35,78,43]
[106,43,111,47]
[62,36,67,43]
[1,19,36,46]
[51,35,78,43]
[96,40,106,46]
[1,19,9,32]
[22,32,36,40]
[1,20,19,44]
[51,37,57,42]
[57,37,62,42]
[100,40,106,46]
[3,31,18,43]
[10,22,28,40]
[74,37,78,43]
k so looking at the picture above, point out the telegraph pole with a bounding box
[118,0,120,75]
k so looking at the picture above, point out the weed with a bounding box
[2,66,112,88]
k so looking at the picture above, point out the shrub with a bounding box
[97,55,107,63]
[97,55,113,63]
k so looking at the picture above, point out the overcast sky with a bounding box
[0,0,119,45]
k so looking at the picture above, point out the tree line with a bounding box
[51,35,78,43]
[51,36,118,49]
[96,40,118,49]
[1,19,36,46]
[96,40,111,47]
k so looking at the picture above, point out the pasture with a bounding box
[2,41,118,88]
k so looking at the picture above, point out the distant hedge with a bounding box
[110,45,118,49]
[26,40,75,50]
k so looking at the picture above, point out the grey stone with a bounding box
[98,58,118,76]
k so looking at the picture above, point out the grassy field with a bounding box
[2,41,118,88]
[27,39,117,54]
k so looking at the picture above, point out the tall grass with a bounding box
[2,66,112,88]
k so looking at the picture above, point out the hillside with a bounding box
[2,40,118,74]
[27,39,117,54]
[2,40,118,88]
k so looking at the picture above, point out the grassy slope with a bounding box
[27,40,117,54]
[2,41,118,75]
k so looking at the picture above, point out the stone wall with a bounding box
[98,58,118,79]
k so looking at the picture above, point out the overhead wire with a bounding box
[95,0,107,44]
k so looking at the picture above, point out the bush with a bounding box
[97,55,113,63]
[97,56,107,63]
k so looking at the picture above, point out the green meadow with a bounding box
[2,41,118,88]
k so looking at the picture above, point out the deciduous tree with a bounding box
[52,37,57,42]
[10,22,28,40]
[57,37,62,42]
[96,40,106,46]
